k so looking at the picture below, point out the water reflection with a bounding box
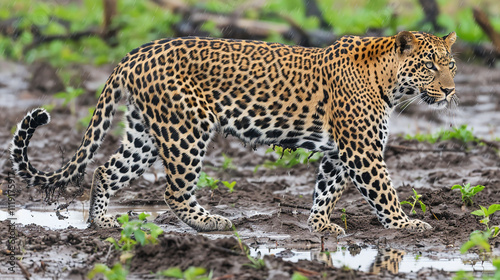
[250,244,495,274]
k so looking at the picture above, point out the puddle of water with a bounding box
[250,245,496,274]
[2,207,496,276]
[0,205,165,229]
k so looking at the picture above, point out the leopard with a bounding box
[10,31,457,234]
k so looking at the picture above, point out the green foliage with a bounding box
[197,171,220,190]
[255,147,322,171]
[471,204,500,235]
[221,153,236,170]
[233,226,266,270]
[263,0,320,30]
[400,188,427,215]
[318,0,397,35]
[452,270,475,280]
[492,258,500,280]
[106,213,163,252]
[460,230,493,254]
[291,272,310,280]
[88,263,128,280]
[222,181,236,193]
[454,256,500,280]
[54,87,84,115]
[451,183,485,206]
[197,171,237,193]
[340,208,347,230]
[458,204,500,279]
[0,0,180,67]
[158,267,213,280]
[406,125,479,144]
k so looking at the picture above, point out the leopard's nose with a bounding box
[441,87,455,96]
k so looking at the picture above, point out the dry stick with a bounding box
[16,260,31,280]
[417,0,443,31]
[103,0,117,33]
[387,144,468,153]
[473,7,500,54]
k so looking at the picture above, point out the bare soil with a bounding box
[0,60,499,279]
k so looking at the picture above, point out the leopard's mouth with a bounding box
[420,88,448,108]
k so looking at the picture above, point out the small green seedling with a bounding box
[451,183,485,206]
[233,226,265,270]
[254,147,322,171]
[291,272,310,280]
[54,87,85,115]
[158,266,213,280]
[340,208,347,230]
[400,188,427,215]
[222,153,236,170]
[405,125,478,144]
[471,204,500,236]
[88,263,128,280]
[460,230,493,254]
[222,180,236,193]
[197,172,219,190]
[106,213,163,252]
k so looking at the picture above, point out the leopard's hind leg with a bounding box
[89,103,158,227]
[150,121,232,232]
[308,150,348,235]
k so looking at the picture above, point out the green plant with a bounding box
[222,153,236,170]
[471,204,500,236]
[0,0,181,67]
[106,213,163,252]
[491,258,500,280]
[460,230,493,254]
[255,146,322,171]
[197,172,219,190]
[222,181,236,193]
[400,188,427,215]
[233,226,266,270]
[158,266,213,280]
[197,172,236,193]
[54,87,85,115]
[405,125,479,145]
[88,263,128,280]
[89,213,163,279]
[451,183,485,206]
[340,208,347,230]
[291,271,310,280]
[452,270,475,280]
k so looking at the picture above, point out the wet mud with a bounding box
[0,60,499,279]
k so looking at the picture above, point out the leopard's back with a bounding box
[119,37,333,151]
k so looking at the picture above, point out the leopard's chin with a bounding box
[420,90,448,109]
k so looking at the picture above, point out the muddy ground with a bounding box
[0,60,499,279]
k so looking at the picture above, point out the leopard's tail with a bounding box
[10,69,124,200]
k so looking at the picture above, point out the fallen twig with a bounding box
[387,144,467,153]
[473,7,500,54]
[16,260,31,280]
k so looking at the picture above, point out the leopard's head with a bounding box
[394,31,457,109]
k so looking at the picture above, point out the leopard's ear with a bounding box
[443,31,457,49]
[395,31,417,56]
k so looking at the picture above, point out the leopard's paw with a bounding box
[89,215,120,228]
[308,216,345,235]
[190,214,233,232]
[404,219,432,232]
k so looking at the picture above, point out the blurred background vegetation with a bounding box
[0,0,499,94]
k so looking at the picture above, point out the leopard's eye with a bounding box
[425,62,435,69]
[449,61,455,69]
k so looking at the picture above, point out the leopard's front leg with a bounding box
[342,147,431,232]
[308,150,348,235]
